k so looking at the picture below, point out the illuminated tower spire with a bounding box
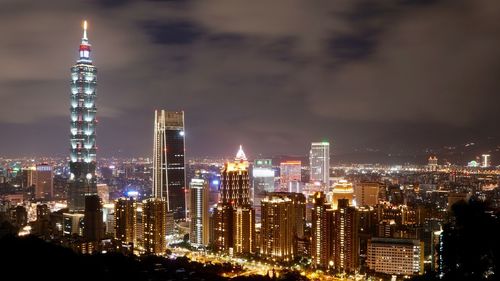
[69,20,98,212]
[78,20,92,62]
[83,20,88,41]
[235,145,247,162]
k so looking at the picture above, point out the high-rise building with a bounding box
[115,197,137,245]
[189,171,209,246]
[143,198,168,255]
[252,159,275,221]
[279,161,301,192]
[219,145,251,206]
[69,21,98,212]
[21,166,35,189]
[233,205,256,255]
[83,195,104,242]
[213,146,255,255]
[332,198,358,274]
[311,192,333,268]
[309,142,330,185]
[428,156,438,171]
[354,182,380,207]
[213,204,234,252]
[481,154,491,168]
[34,164,53,200]
[331,180,354,210]
[367,237,424,276]
[260,194,295,262]
[153,110,186,219]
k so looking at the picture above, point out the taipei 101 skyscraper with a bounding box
[68,21,98,212]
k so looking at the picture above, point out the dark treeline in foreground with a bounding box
[0,226,307,281]
[413,199,500,281]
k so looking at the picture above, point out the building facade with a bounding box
[189,171,209,246]
[153,110,186,219]
[213,146,256,255]
[279,161,301,192]
[354,182,380,207]
[367,237,424,276]
[252,159,275,222]
[143,198,168,255]
[311,192,332,268]
[115,197,137,245]
[34,163,53,200]
[309,142,330,185]
[260,194,295,262]
[69,21,98,212]
[332,198,358,274]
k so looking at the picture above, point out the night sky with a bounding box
[1,0,499,162]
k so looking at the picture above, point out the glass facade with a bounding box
[69,22,98,212]
[309,142,330,185]
[153,110,186,219]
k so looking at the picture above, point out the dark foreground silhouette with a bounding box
[0,228,307,281]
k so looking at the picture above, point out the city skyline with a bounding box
[1,1,500,162]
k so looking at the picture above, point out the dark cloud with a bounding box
[0,0,499,164]
[142,20,205,45]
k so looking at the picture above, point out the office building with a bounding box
[213,146,255,255]
[279,161,301,192]
[367,237,424,276]
[34,163,53,200]
[189,171,209,246]
[115,197,137,245]
[143,198,168,254]
[153,110,186,219]
[252,159,275,221]
[354,182,380,207]
[83,195,104,242]
[309,142,330,185]
[69,21,98,212]
[220,145,251,206]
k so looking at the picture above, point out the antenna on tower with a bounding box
[83,20,88,40]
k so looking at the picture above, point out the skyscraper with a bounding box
[219,146,251,206]
[143,198,168,255]
[189,171,209,246]
[69,21,98,212]
[252,159,275,221]
[260,194,295,262]
[34,163,53,200]
[83,195,104,242]
[115,197,137,245]
[309,142,330,185]
[311,192,333,268]
[332,198,358,274]
[279,161,301,192]
[153,110,186,219]
[213,146,256,255]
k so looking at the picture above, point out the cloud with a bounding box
[0,0,499,158]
